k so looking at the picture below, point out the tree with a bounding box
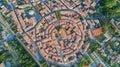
[55,25,62,31]
[78,59,84,67]
[0,51,7,62]
[100,0,117,8]
[89,42,99,53]
[24,6,32,11]
[55,11,61,20]
[42,62,48,67]
[99,0,120,17]
[17,1,24,5]
[0,34,2,40]
[112,63,118,67]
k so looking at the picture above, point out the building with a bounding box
[92,28,102,36]
[0,63,5,67]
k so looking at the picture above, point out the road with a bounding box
[8,0,25,33]
[0,14,42,67]
[7,0,43,66]
[93,52,106,67]
[21,8,83,35]
[92,52,110,67]
[111,19,120,32]
[85,16,120,21]
[24,7,120,34]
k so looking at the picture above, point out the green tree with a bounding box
[55,11,61,20]
[100,0,117,8]
[55,25,62,31]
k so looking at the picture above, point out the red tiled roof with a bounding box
[92,28,102,36]
[24,0,29,2]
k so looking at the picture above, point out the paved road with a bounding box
[93,52,106,67]
[111,19,120,32]
[25,7,120,34]
[93,52,110,67]
[24,8,83,33]
[0,14,42,67]
[85,16,120,21]
[8,0,25,33]
[3,0,120,66]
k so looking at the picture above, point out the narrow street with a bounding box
[0,14,42,67]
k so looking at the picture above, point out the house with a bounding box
[103,33,111,42]
[92,27,102,36]
[0,63,5,67]
[98,63,103,67]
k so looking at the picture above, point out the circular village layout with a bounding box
[10,0,102,66]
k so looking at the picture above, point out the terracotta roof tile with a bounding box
[92,28,102,36]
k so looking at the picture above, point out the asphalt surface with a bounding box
[0,14,42,67]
